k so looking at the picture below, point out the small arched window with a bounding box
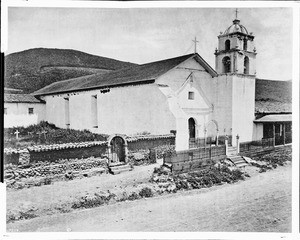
[222,56,231,73]
[243,39,247,51]
[244,56,249,74]
[225,40,230,51]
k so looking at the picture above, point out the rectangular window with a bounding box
[4,108,7,115]
[64,97,70,128]
[91,95,98,128]
[188,91,194,100]
[28,108,34,114]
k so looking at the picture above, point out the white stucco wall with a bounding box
[253,123,263,141]
[97,84,176,135]
[43,96,68,129]
[43,84,176,135]
[4,102,46,127]
[231,75,256,143]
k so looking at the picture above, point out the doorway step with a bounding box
[226,146,248,168]
[108,163,133,175]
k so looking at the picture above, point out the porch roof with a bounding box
[254,114,292,123]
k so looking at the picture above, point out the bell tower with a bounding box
[215,10,256,75]
[213,10,256,145]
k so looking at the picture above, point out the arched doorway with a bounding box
[188,118,196,139]
[108,135,127,164]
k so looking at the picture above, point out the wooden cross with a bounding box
[36,131,43,139]
[235,8,239,19]
[41,130,48,139]
[192,37,199,53]
[14,130,20,139]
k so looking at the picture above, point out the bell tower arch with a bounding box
[214,15,256,75]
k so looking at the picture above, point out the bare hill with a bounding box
[4,48,137,93]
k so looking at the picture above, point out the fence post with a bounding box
[204,128,207,147]
[107,144,112,166]
[283,124,286,145]
[225,135,228,156]
[236,134,240,155]
[124,143,129,163]
[272,123,276,147]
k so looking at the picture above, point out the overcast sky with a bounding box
[6,6,293,80]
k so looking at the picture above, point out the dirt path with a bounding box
[6,160,162,213]
[7,163,291,232]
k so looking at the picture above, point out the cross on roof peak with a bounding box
[192,37,199,53]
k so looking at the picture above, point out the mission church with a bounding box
[24,14,292,151]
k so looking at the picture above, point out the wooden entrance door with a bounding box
[188,118,196,139]
[110,136,125,163]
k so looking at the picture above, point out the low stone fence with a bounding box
[27,141,107,163]
[4,134,176,165]
[240,143,291,158]
[4,149,26,165]
[164,145,226,174]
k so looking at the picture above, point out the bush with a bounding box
[128,192,140,201]
[71,192,116,209]
[173,166,245,191]
[4,122,108,148]
[155,145,176,158]
[139,187,153,198]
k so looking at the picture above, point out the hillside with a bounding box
[4,48,137,93]
[255,79,292,103]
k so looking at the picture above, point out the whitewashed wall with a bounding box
[43,84,176,135]
[231,75,256,143]
[4,102,45,128]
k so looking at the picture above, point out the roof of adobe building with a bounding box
[4,93,45,103]
[32,53,217,96]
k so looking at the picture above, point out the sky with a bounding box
[5,6,293,80]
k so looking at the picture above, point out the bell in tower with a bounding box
[214,10,256,75]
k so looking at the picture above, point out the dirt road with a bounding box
[7,163,291,232]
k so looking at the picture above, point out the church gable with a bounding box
[177,81,212,111]
[156,55,216,92]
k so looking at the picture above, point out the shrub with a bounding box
[173,166,245,191]
[155,145,176,158]
[128,192,140,201]
[139,187,153,198]
[4,122,108,148]
[43,177,52,185]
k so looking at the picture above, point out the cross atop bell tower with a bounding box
[235,8,239,19]
[214,10,257,76]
